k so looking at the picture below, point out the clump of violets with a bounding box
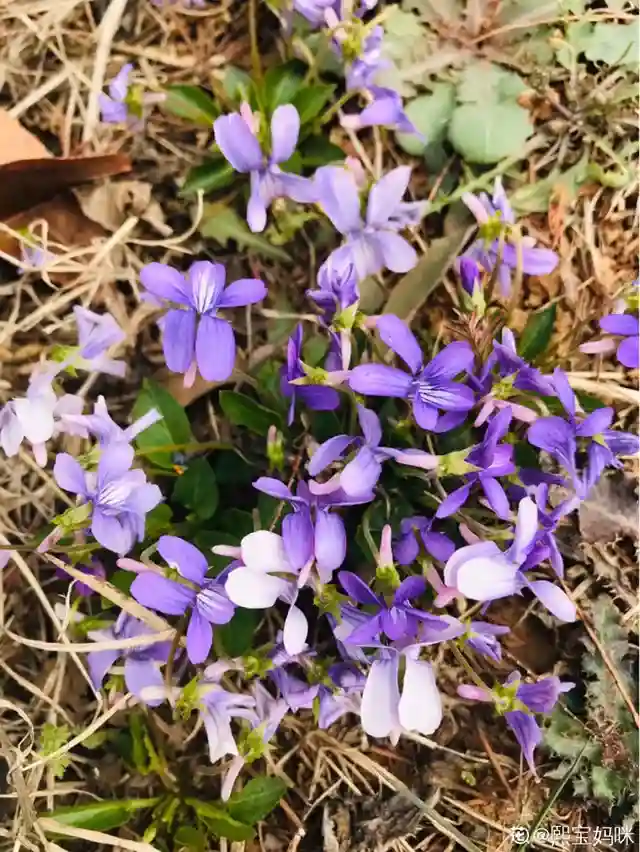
[458,672,574,774]
[140,260,266,387]
[460,178,558,297]
[214,104,316,232]
[315,165,426,280]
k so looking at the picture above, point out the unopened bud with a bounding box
[267,425,285,471]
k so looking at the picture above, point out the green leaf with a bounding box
[510,154,589,215]
[262,63,304,112]
[218,608,260,656]
[110,569,135,595]
[132,380,194,470]
[174,826,207,852]
[173,458,219,520]
[227,776,287,824]
[164,85,219,125]
[186,800,255,842]
[223,66,253,103]
[200,203,291,262]
[182,160,236,195]
[448,102,532,164]
[292,84,335,125]
[219,391,282,436]
[396,84,456,154]
[46,798,160,832]
[299,135,344,167]
[384,226,470,319]
[39,723,71,780]
[456,62,528,105]
[583,22,639,67]
[518,304,556,362]
[145,503,174,539]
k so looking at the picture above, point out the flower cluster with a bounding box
[9,3,636,812]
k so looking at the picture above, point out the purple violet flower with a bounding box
[393,515,455,565]
[198,680,257,764]
[464,620,510,662]
[342,86,418,134]
[436,406,516,520]
[581,311,639,369]
[53,443,163,555]
[527,368,639,499]
[307,262,359,327]
[87,612,172,706]
[460,178,558,297]
[470,328,555,427]
[140,260,266,387]
[131,536,234,664]
[458,671,574,775]
[315,166,426,280]
[56,559,106,597]
[349,315,475,429]
[99,64,134,124]
[339,570,447,645]
[318,663,364,729]
[253,476,373,585]
[281,324,341,425]
[443,496,577,623]
[214,104,316,233]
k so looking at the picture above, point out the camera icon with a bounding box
[511,827,530,843]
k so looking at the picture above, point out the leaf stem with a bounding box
[249,0,263,85]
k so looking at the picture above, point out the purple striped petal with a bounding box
[599,313,639,336]
[308,434,354,476]
[338,570,381,605]
[340,446,382,496]
[349,364,412,397]
[131,573,195,615]
[161,309,196,374]
[270,105,300,164]
[376,314,422,374]
[217,278,267,308]
[158,535,207,584]
[195,315,235,381]
[214,113,263,173]
[314,510,346,582]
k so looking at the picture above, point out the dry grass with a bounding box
[0,1,638,851]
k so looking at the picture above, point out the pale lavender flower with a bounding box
[87,612,172,706]
[140,260,266,387]
[315,166,426,280]
[131,536,234,664]
[460,178,558,297]
[198,681,257,764]
[443,496,577,622]
[60,395,162,447]
[214,104,316,232]
[581,311,639,369]
[342,86,418,134]
[270,666,319,712]
[360,647,442,742]
[71,306,127,377]
[53,443,162,555]
[464,620,510,662]
[318,663,364,728]
[349,315,475,429]
[0,365,83,466]
[219,530,309,656]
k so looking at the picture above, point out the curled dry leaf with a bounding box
[0,108,131,260]
[579,473,638,545]
[75,180,171,236]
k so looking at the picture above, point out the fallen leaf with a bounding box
[75,180,171,236]
[0,154,132,220]
[0,108,131,264]
[579,473,638,544]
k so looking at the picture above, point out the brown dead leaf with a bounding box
[0,155,132,220]
[75,180,171,236]
[579,473,638,544]
[0,108,131,262]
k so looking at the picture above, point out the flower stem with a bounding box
[249,0,263,85]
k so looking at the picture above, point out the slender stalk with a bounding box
[249,0,263,85]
